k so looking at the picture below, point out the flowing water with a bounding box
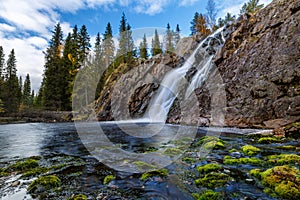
[1,122,298,199]
[146,28,225,122]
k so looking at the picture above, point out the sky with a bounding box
[0,0,272,92]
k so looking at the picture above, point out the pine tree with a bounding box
[240,0,264,15]
[174,24,181,46]
[3,49,19,112]
[103,22,115,68]
[165,23,174,53]
[117,13,135,63]
[0,46,4,78]
[152,29,163,56]
[206,0,217,30]
[217,13,236,28]
[190,12,200,35]
[23,74,31,107]
[94,33,102,68]
[78,25,91,64]
[139,34,148,59]
[43,23,65,110]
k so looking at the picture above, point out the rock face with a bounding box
[95,0,299,132]
[95,54,183,121]
[214,0,300,128]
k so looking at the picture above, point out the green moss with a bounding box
[202,141,225,150]
[21,167,49,178]
[259,165,300,199]
[193,190,221,200]
[258,137,280,144]
[196,136,225,150]
[6,159,39,172]
[103,175,116,185]
[28,175,61,193]
[274,181,300,199]
[140,169,168,181]
[249,168,262,179]
[229,148,239,153]
[197,163,222,173]
[132,161,155,170]
[182,157,196,163]
[268,154,300,165]
[241,145,261,156]
[68,194,87,200]
[224,157,263,165]
[163,148,183,157]
[0,168,8,177]
[277,145,296,150]
[195,172,230,188]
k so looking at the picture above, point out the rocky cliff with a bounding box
[95,0,299,135]
[214,0,300,131]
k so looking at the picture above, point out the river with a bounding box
[0,122,298,199]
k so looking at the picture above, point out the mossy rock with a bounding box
[241,145,261,156]
[193,190,221,200]
[268,154,300,165]
[182,157,196,163]
[249,168,262,179]
[6,159,39,172]
[163,148,183,157]
[277,145,297,150]
[259,165,300,199]
[258,137,280,144]
[196,136,225,150]
[197,163,222,174]
[103,175,116,185]
[140,169,168,181]
[21,167,49,178]
[132,161,155,170]
[28,175,61,193]
[195,172,231,188]
[224,156,263,166]
[68,194,87,200]
[202,140,225,150]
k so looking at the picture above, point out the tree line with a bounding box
[190,0,264,36]
[0,47,34,113]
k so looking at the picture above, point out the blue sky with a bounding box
[0,0,272,91]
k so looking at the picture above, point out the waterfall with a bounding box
[145,27,226,122]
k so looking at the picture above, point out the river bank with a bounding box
[0,111,73,124]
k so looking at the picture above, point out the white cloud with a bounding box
[133,0,170,15]
[179,0,199,7]
[0,23,16,32]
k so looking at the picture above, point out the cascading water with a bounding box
[145,27,226,122]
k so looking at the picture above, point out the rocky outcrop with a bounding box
[95,54,183,121]
[213,0,300,129]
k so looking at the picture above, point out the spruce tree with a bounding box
[23,74,31,107]
[0,46,4,78]
[117,13,135,63]
[3,49,19,112]
[195,14,211,36]
[165,23,174,53]
[78,25,91,64]
[94,33,102,69]
[190,12,199,35]
[152,29,163,56]
[174,24,181,46]
[43,23,64,110]
[139,34,148,59]
[103,22,115,68]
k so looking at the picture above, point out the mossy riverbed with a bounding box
[0,128,299,199]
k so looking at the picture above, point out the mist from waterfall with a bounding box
[144,27,226,123]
